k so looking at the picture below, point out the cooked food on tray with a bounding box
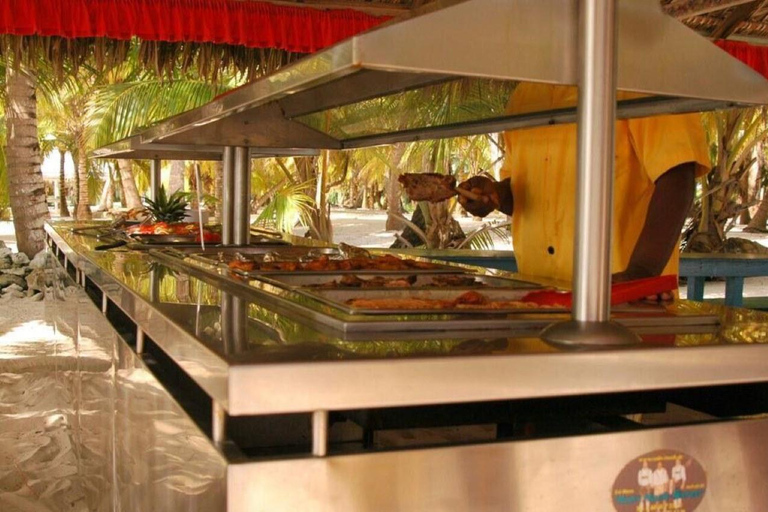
[311,274,480,289]
[345,290,545,310]
[399,173,489,204]
[121,186,222,243]
[314,275,418,288]
[399,173,458,202]
[126,222,222,243]
[226,254,442,273]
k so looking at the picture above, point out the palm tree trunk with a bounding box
[74,132,92,220]
[169,160,185,193]
[5,65,49,256]
[385,143,407,230]
[747,190,768,232]
[213,160,223,219]
[118,159,142,209]
[58,148,70,217]
[97,167,114,212]
[739,170,752,224]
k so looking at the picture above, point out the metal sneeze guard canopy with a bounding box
[91,135,320,161]
[131,0,768,151]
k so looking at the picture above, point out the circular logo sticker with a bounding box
[611,450,707,512]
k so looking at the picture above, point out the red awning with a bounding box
[3,2,768,81]
[0,0,390,53]
[716,40,768,80]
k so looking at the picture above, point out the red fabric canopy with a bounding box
[4,1,768,78]
[0,0,390,53]
[716,40,768,80]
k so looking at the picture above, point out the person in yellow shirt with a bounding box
[458,83,711,283]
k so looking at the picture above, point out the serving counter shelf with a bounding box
[46,221,768,413]
[45,220,768,511]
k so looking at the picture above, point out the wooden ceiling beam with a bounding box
[664,0,758,19]
[710,0,762,38]
[241,0,410,17]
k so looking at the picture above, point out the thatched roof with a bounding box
[662,0,768,42]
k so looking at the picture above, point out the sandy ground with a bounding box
[5,210,768,300]
[290,208,513,250]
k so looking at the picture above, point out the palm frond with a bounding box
[254,180,314,233]
[457,221,511,250]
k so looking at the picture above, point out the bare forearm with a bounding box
[623,163,696,278]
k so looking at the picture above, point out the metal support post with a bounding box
[312,410,329,457]
[221,147,235,246]
[233,146,251,246]
[542,0,639,346]
[150,158,162,202]
[136,328,145,355]
[212,402,227,445]
[101,294,108,314]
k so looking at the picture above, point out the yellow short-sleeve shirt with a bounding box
[501,83,710,282]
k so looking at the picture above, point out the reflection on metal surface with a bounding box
[0,261,225,511]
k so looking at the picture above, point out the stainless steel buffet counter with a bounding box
[44,221,768,512]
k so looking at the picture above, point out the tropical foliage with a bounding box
[7,33,768,254]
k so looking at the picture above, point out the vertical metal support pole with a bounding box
[542,0,638,346]
[221,147,235,246]
[150,158,162,202]
[212,402,227,445]
[101,294,108,314]
[136,328,145,355]
[233,147,251,246]
[573,0,615,324]
[312,410,329,457]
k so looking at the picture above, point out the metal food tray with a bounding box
[241,263,465,276]
[208,249,466,276]
[301,288,566,315]
[130,234,201,244]
[257,273,543,291]
[135,234,286,246]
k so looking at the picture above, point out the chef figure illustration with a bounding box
[651,461,670,511]
[637,460,653,512]
[670,457,687,509]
